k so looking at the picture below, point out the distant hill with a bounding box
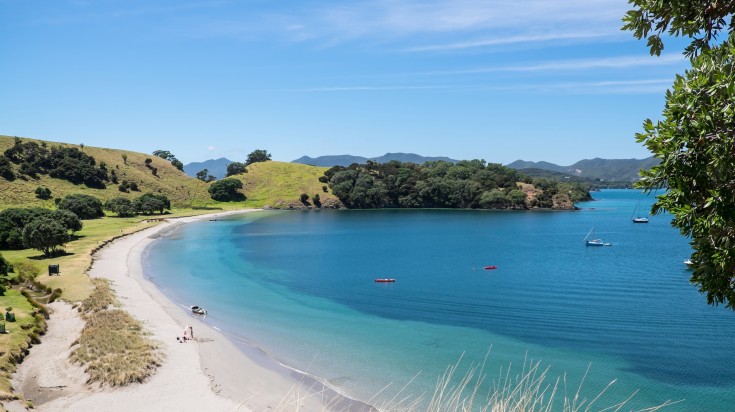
[292,152,458,167]
[183,157,232,180]
[507,157,659,182]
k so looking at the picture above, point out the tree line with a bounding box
[0,192,171,256]
[321,160,591,209]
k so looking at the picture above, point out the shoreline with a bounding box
[17,210,373,411]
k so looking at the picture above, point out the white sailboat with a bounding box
[584,227,611,246]
[632,201,649,223]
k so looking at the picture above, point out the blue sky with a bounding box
[1,0,689,165]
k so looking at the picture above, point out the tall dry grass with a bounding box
[71,278,162,387]
[275,352,679,412]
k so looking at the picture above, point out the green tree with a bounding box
[196,169,216,182]
[245,149,272,166]
[153,150,184,171]
[0,253,8,276]
[57,194,105,219]
[226,162,247,177]
[171,159,184,171]
[208,178,245,201]
[0,253,9,295]
[35,186,52,200]
[51,209,83,234]
[105,197,137,217]
[0,156,14,181]
[134,193,171,215]
[121,153,128,165]
[152,150,175,161]
[624,3,735,308]
[22,217,69,257]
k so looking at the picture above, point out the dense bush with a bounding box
[322,160,590,210]
[105,197,137,217]
[3,139,109,188]
[0,253,9,276]
[51,209,83,234]
[22,217,69,257]
[226,162,247,177]
[58,194,105,219]
[0,208,54,249]
[245,149,271,166]
[134,193,171,215]
[35,186,52,199]
[0,156,14,181]
[208,178,245,201]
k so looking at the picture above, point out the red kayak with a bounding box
[484,265,498,270]
[374,278,396,283]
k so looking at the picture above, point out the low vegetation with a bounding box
[72,309,161,386]
[71,278,160,386]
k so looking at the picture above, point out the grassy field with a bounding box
[235,161,340,208]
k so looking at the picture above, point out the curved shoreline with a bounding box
[30,210,374,411]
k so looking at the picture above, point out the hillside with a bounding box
[183,157,232,180]
[506,157,660,182]
[292,152,458,167]
[0,135,212,209]
[0,136,347,211]
[226,161,341,209]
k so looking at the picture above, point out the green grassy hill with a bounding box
[0,135,212,209]
[229,161,341,208]
[0,135,341,210]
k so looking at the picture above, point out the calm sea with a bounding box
[144,189,735,410]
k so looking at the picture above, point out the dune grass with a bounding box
[71,309,162,386]
[275,353,678,412]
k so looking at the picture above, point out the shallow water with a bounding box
[145,190,735,410]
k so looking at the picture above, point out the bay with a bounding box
[144,189,735,410]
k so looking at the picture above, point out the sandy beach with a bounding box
[12,210,368,412]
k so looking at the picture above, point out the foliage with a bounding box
[21,217,69,256]
[3,140,109,187]
[196,168,216,182]
[35,186,51,199]
[134,193,171,215]
[152,149,184,171]
[208,178,245,201]
[323,160,589,209]
[105,197,137,217]
[312,193,321,207]
[51,209,83,234]
[0,253,8,276]
[226,161,247,177]
[625,3,735,309]
[300,193,309,204]
[58,193,105,219]
[0,155,14,181]
[622,0,735,57]
[245,149,272,166]
[0,207,54,249]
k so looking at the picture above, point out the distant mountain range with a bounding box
[291,152,458,167]
[183,157,232,179]
[506,157,659,182]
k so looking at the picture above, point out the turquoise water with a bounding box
[144,190,735,410]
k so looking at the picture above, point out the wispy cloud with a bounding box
[404,31,620,52]
[417,54,686,76]
[279,78,672,95]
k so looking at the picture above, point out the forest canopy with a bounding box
[321,160,590,210]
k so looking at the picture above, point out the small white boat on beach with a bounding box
[190,305,207,315]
